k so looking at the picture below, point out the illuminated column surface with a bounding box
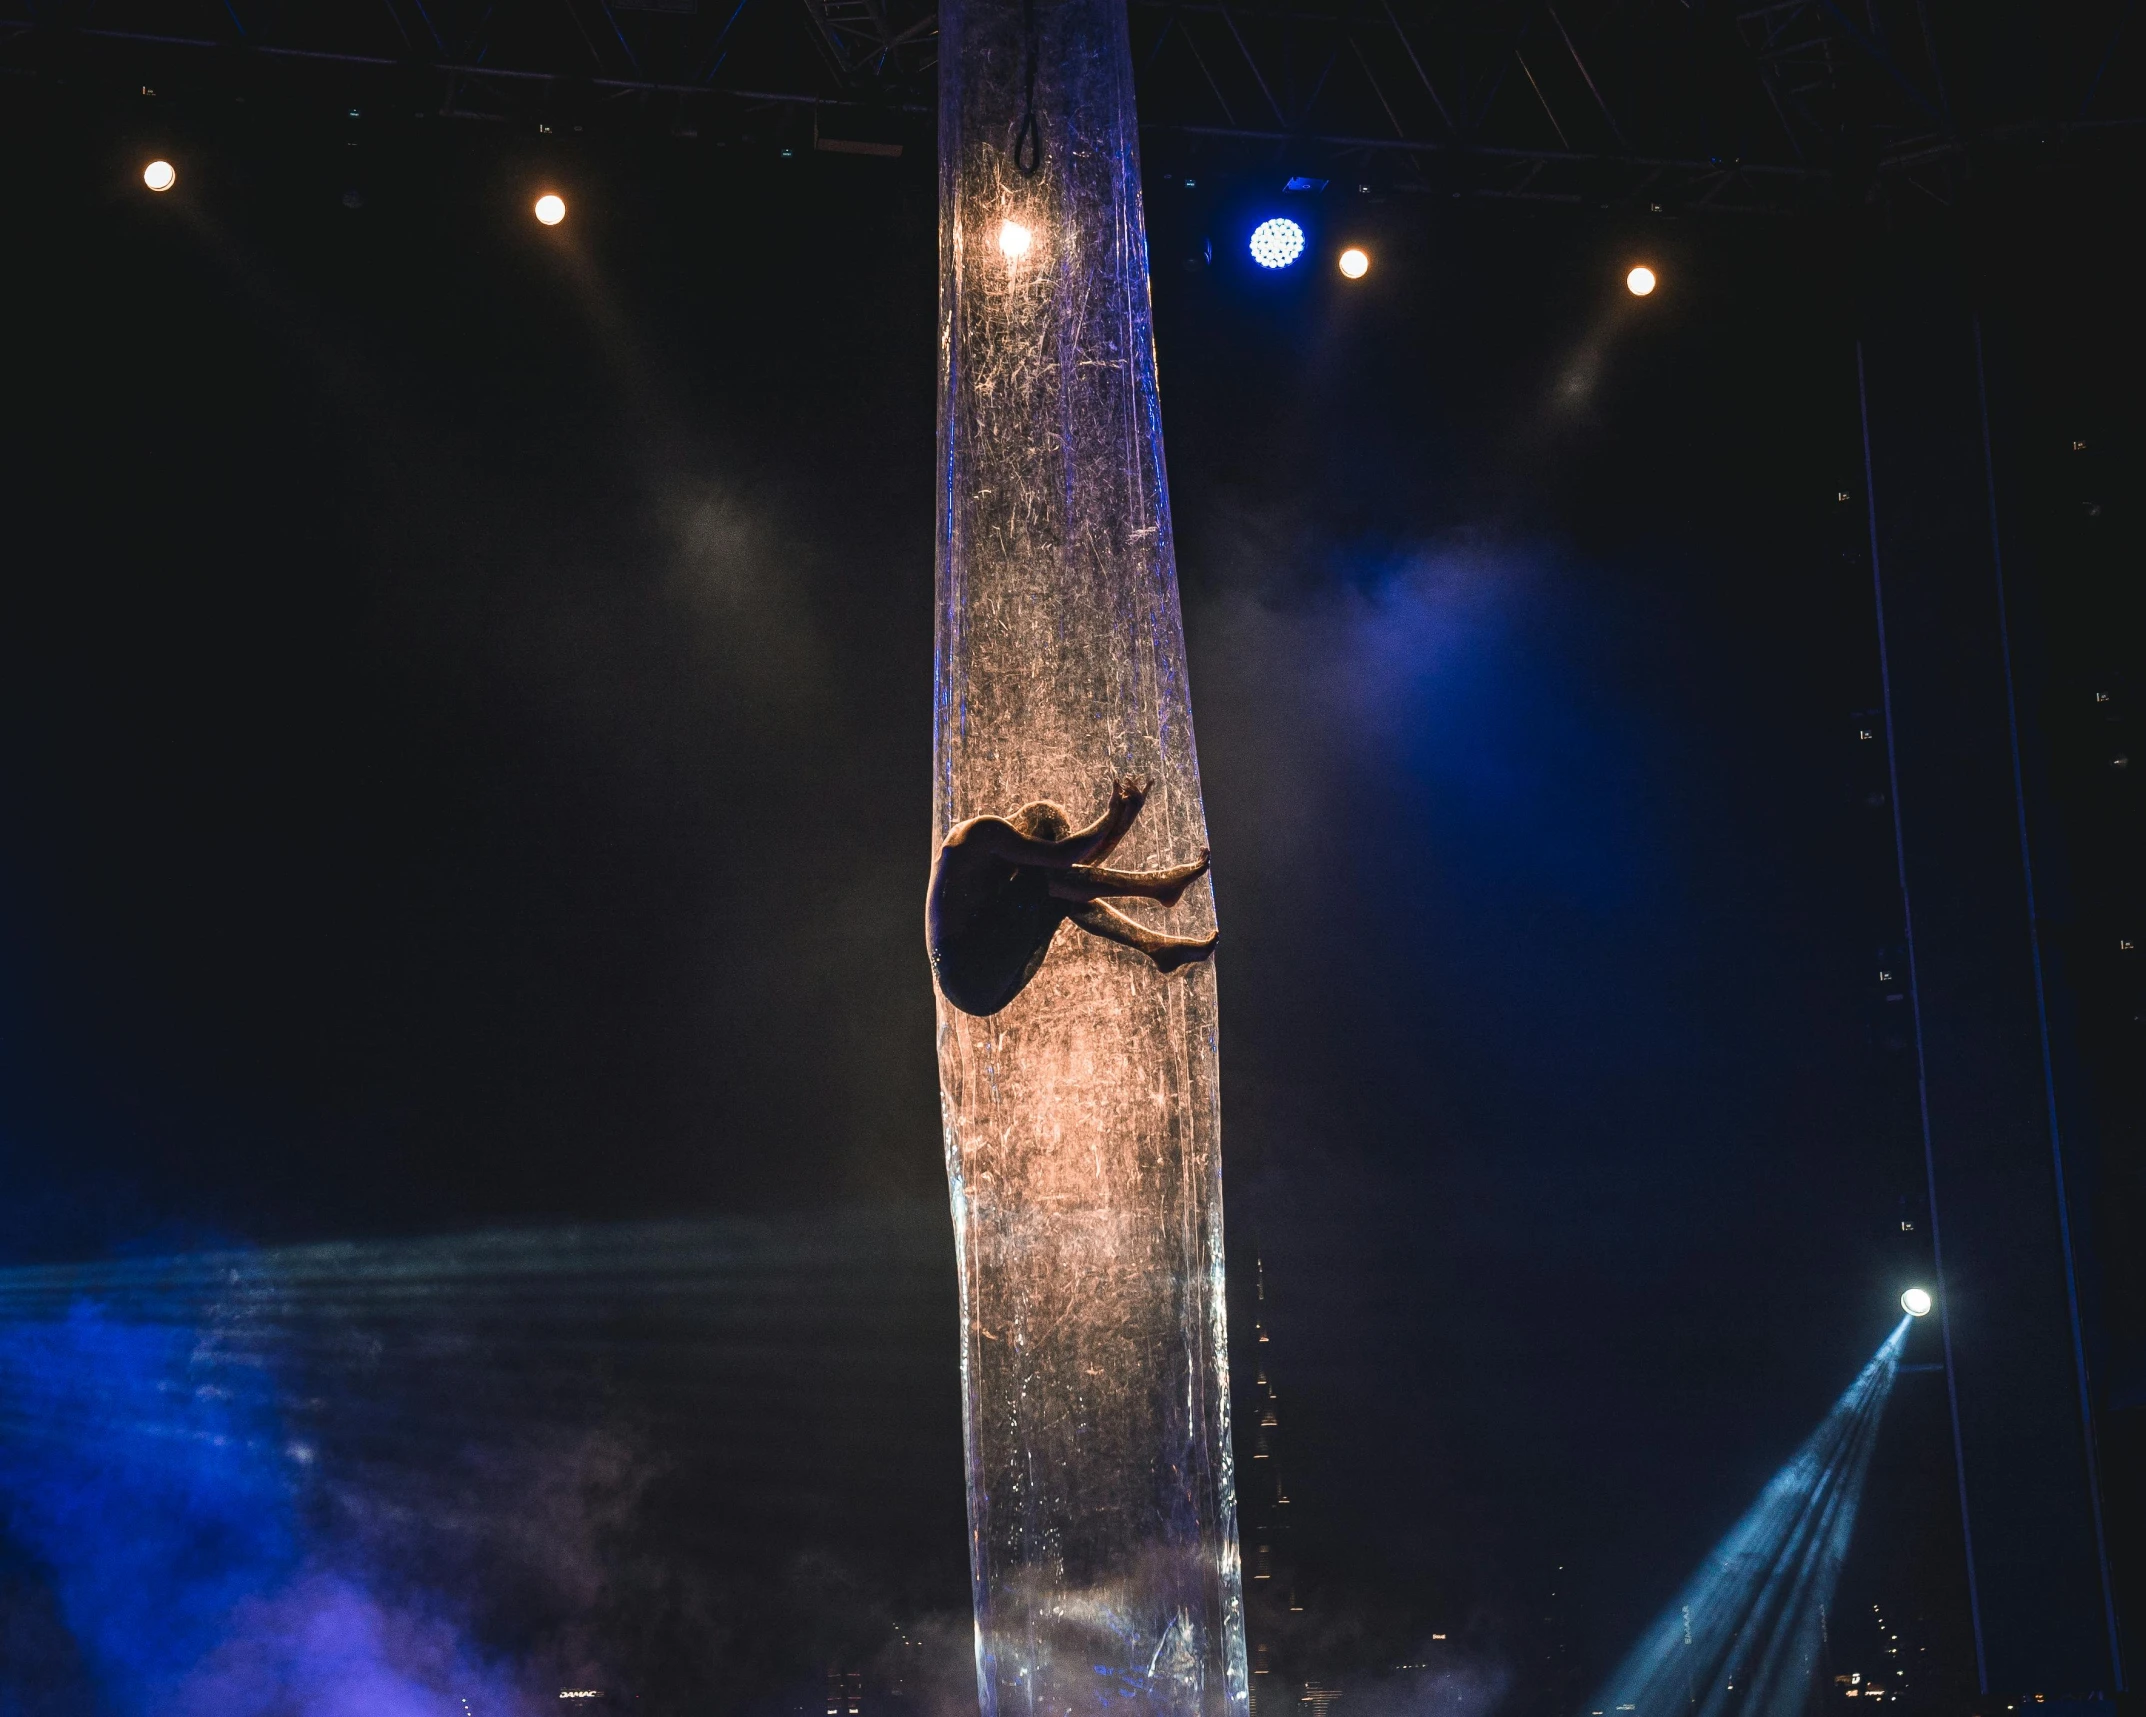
[934,1,1245,1715]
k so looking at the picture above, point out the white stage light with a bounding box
[534,193,566,227]
[1338,247,1369,280]
[998,219,1034,260]
[1626,265,1657,296]
[1249,218,1306,269]
[143,160,176,193]
[1901,1287,1932,1318]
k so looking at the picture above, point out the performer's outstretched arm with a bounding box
[947,777,1147,868]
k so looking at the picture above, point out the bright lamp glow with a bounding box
[1901,1287,1933,1318]
[533,193,566,227]
[1249,218,1306,270]
[998,219,1033,260]
[1337,247,1369,280]
[1626,265,1657,296]
[142,160,176,193]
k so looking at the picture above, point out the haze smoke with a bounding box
[0,1211,965,1714]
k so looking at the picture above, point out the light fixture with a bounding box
[1249,217,1306,270]
[1626,264,1657,296]
[998,219,1033,260]
[142,159,176,193]
[1901,1287,1932,1318]
[533,193,566,227]
[1337,247,1369,280]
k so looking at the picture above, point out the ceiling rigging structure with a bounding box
[1,0,2140,214]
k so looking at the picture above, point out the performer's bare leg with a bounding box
[1049,850,1211,908]
[1068,902,1220,973]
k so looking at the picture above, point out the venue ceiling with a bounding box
[3,0,2141,215]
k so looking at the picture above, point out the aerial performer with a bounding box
[927,776,1218,1017]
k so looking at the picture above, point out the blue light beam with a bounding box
[1584,1320,1912,1717]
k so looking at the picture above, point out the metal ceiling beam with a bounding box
[0,0,2137,217]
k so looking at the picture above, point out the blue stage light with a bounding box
[1249,218,1306,269]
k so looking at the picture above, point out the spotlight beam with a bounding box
[1584,1321,1912,1717]
[0,1213,955,1471]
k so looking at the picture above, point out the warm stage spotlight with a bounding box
[1338,247,1369,280]
[998,219,1034,260]
[142,160,176,193]
[1901,1287,1933,1318]
[1626,265,1657,296]
[533,193,567,227]
[1249,218,1306,270]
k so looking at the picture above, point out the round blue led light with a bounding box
[1248,217,1307,269]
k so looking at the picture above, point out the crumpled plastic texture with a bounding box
[933,0,1247,1714]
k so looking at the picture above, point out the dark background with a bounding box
[0,87,2137,1714]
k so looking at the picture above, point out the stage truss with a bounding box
[4,0,2139,214]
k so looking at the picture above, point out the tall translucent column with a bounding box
[933,0,1246,1714]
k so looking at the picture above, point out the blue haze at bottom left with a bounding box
[0,1298,521,1716]
[0,1304,301,1711]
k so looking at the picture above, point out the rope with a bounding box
[1013,0,1043,175]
